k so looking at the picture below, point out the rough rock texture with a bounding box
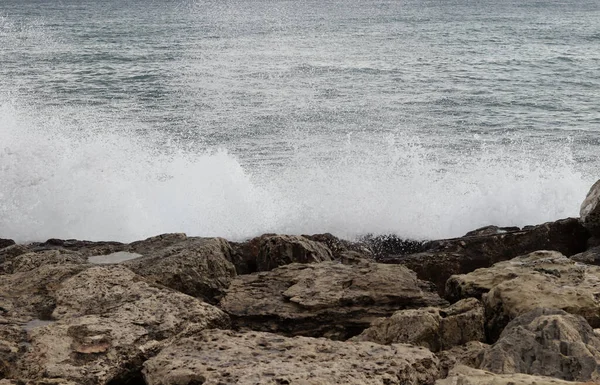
[229,234,335,274]
[0,316,28,379]
[480,308,600,382]
[381,218,589,296]
[220,261,447,339]
[0,239,15,249]
[581,179,600,236]
[0,380,79,385]
[16,265,229,384]
[143,329,441,385]
[447,251,600,339]
[437,342,488,378]
[35,238,127,257]
[436,365,584,385]
[2,250,87,275]
[352,298,485,352]
[123,235,237,304]
[0,264,89,320]
[570,246,600,265]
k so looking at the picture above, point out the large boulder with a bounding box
[123,235,237,304]
[220,261,447,339]
[436,365,583,385]
[16,265,229,384]
[480,308,600,382]
[381,218,589,296]
[352,298,485,352]
[143,329,441,385]
[0,239,15,250]
[446,251,600,340]
[581,179,600,236]
[229,234,335,274]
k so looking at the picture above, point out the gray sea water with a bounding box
[1,0,599,242]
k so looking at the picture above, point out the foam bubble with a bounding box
[0,97,595,243]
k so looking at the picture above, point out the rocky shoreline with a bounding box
[2,181,600,384]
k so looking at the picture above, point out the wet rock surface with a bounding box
[581,179,600,236]
[229,234,335,274]
[143,329,441,385]
[380,218,590,296]
[220,260,447,339]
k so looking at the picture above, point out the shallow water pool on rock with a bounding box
[88,251,142,264]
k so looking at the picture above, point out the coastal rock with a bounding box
[352,298,485,352]
[2,250,87,274]
[229,234,334,274]
[35,238,127,257]
[580,179,600,236]
[0,317,28,379]
[142,329,441,385]
[0,239,15,250]
[17,265,229,384]
[570,246,600,265]
[437,342,488,378]
[480,308,600,382]
[436,365,584,385]
[446,250,600,339]
[0,264,88,320]
[220,261,447,339]
[381,218,589,296]
[123,235,237,304]
[0,380,78,385]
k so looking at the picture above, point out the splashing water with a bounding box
[0,97,594,243]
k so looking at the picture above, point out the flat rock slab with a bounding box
[220,261,447,339]
[143,329,441,385]
[436,365,584,385]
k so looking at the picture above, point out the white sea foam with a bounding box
[0,97,595,243]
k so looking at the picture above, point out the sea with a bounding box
[1,0,599,243]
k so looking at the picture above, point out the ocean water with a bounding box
[1,0,599,242]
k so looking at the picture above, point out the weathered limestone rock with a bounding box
[581,179,600,236]
[35,238,127,257]
[229,234,335,274]
[381,218,589,296]
[0,316,28,379]
[480,308,600,382]
[447,251,600,339]
[143,329,441,385]
[352,298,485,351]
[2,250,87,274]
[436,365,584,385]
[0,380,78,385]
[17,265,229,384]
[570,246,600,265]
[123,235,237,304]
[0,264,88,320]
[220,261,447,339]
[436,342,488,378]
